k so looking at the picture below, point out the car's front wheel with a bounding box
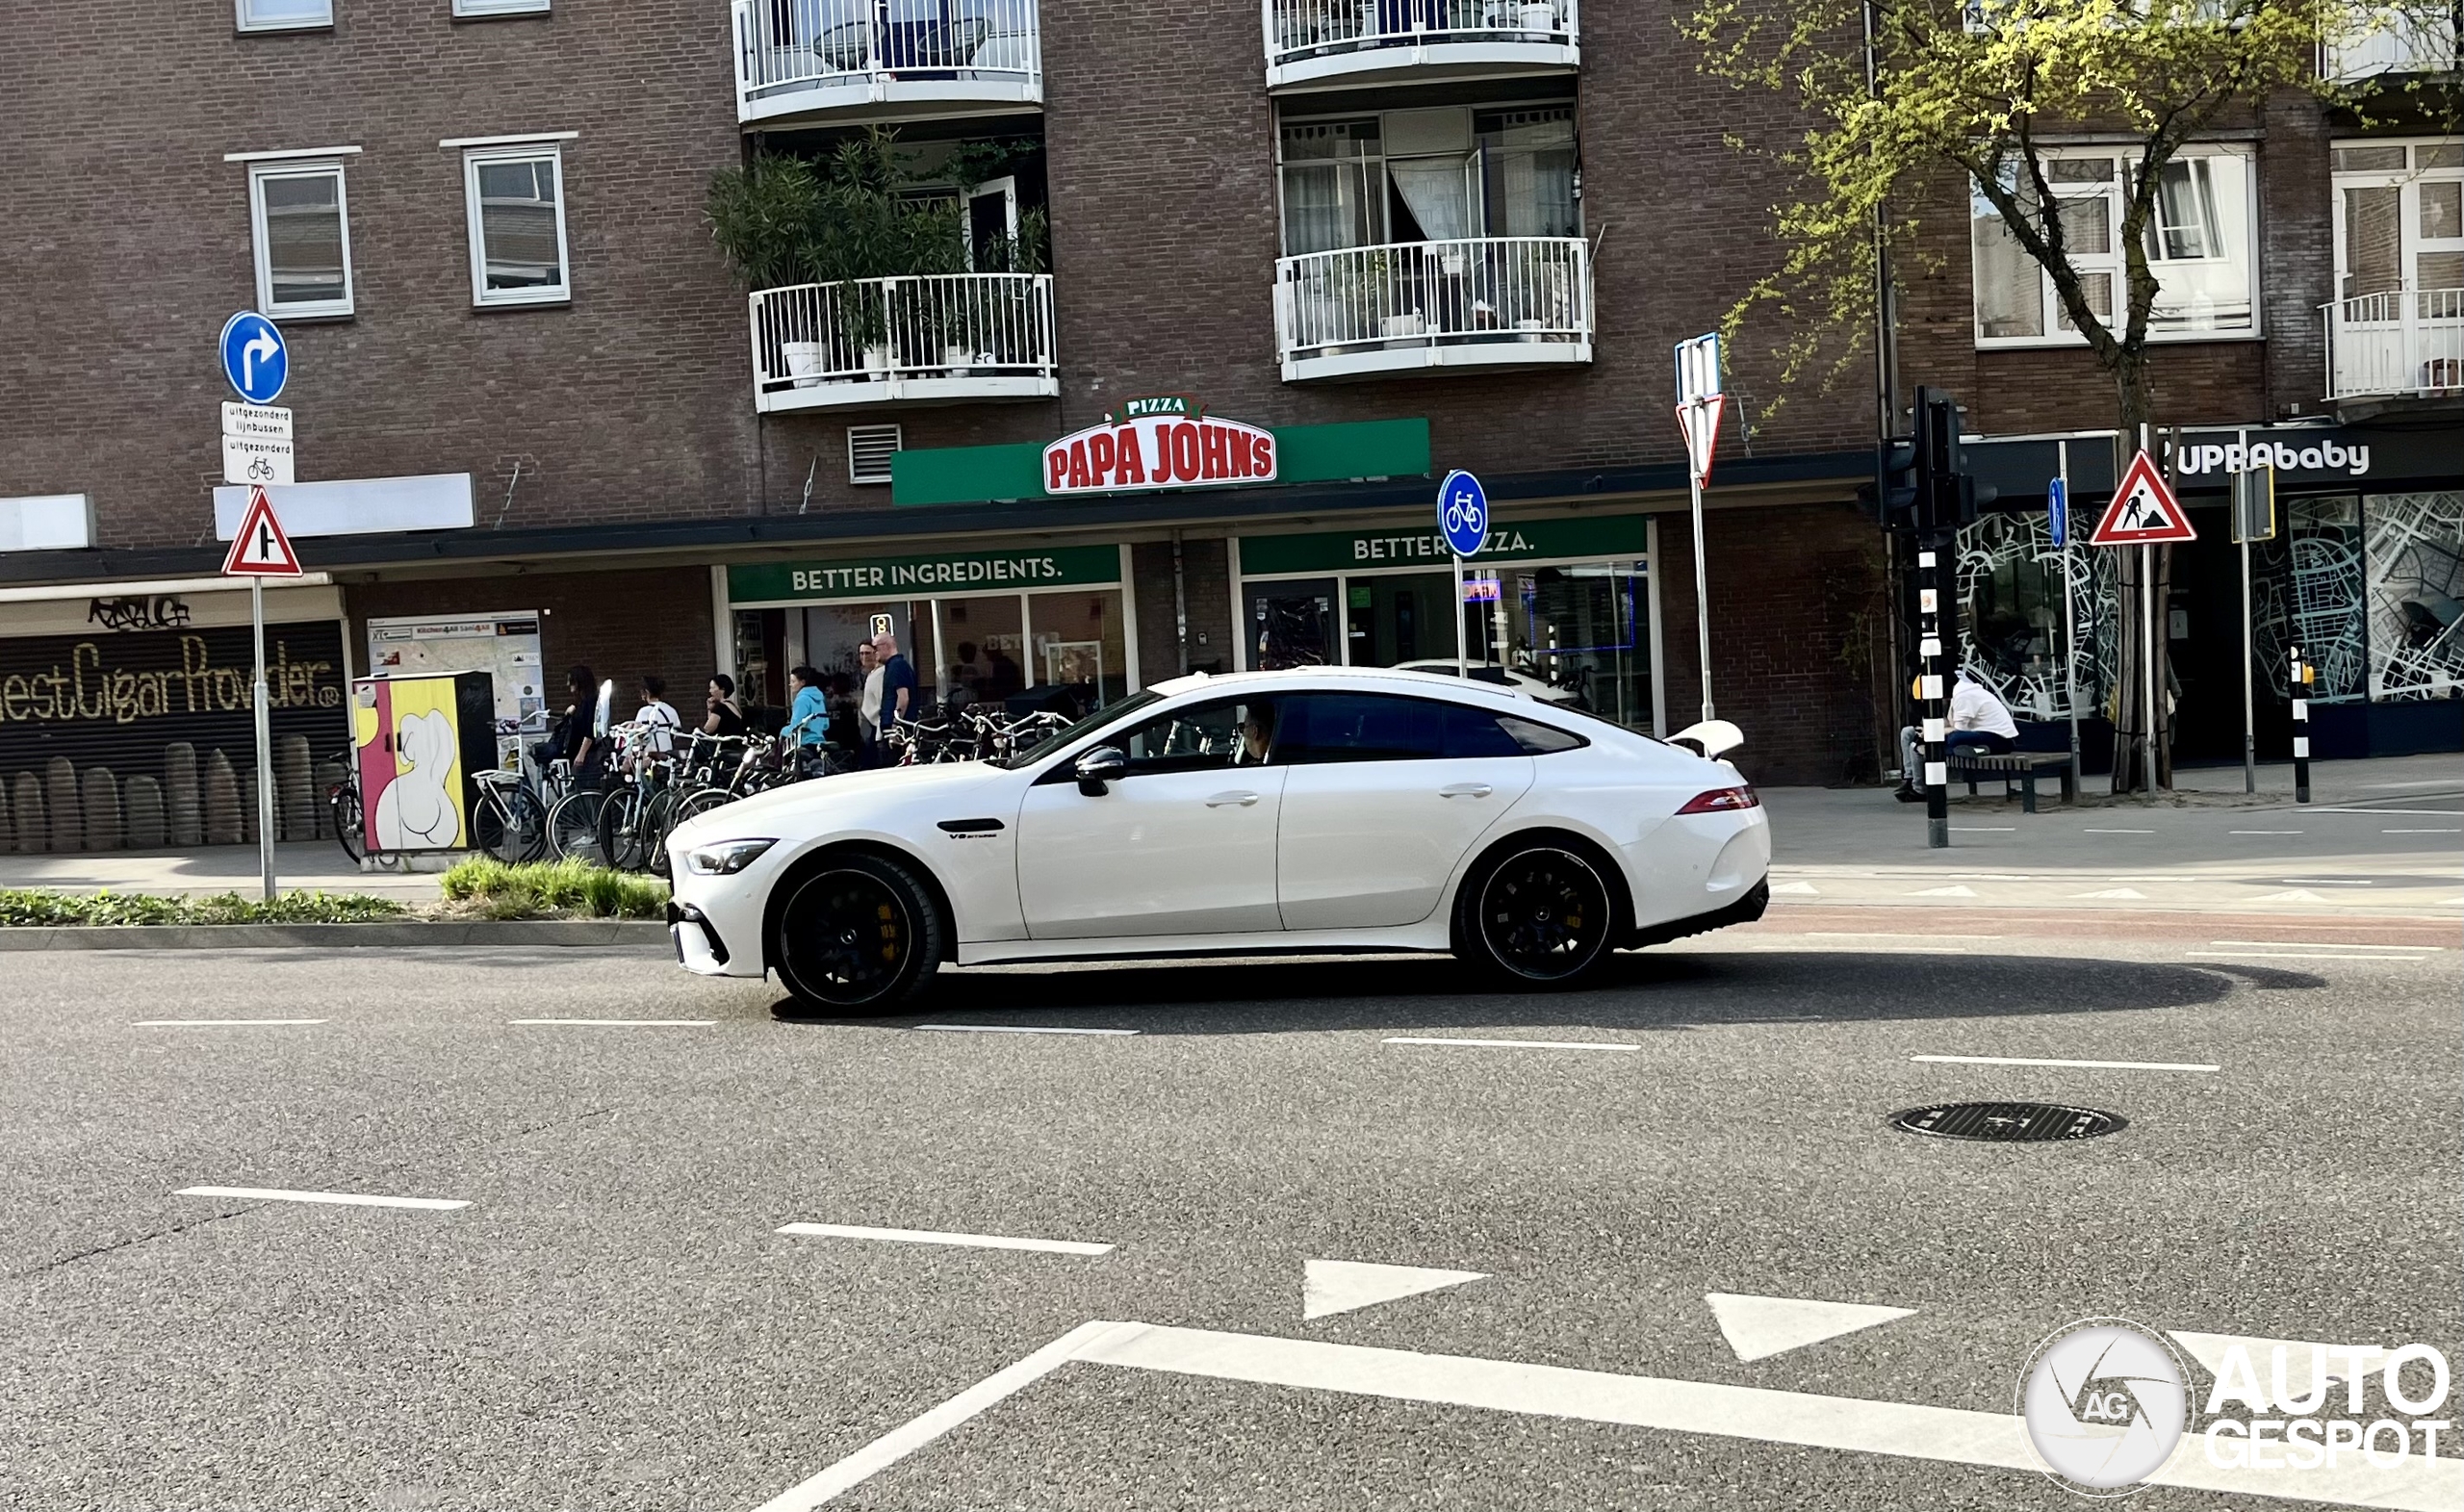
[1454,840,1619,988]
[773,852,943,1013]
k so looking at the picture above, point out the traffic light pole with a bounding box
[1918,545,1948,849]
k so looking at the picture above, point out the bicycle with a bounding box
[325,746,364,863]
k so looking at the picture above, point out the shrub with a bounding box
[438,858,669,919]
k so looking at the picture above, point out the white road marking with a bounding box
[2170,1330,2369,1403]
[1706,1293,1915,1362]
[2384,828,2463,833]
[1805,932,2003,940]
[1073,1324,2461,1511]
[1305,1259,1487,1321]
[2085,827,2155,833]
[2313,806,2464,815]
[2189,951,2432,963]
[911,1024,1140,1037]
[175,1186,469,1211]
[1767,881,1820,895]
[2231,830,2303,835]
[1911,1054,2220,1073]
[1949,827,2015,832]
[1744,945,1970,955]
[2281,878,2373,885]
[776,1222,1114,1256]
[1382,1037,1642,1052]
[134,1018,328,1027]
[2070,887,2146,900]
[2207,940,2439,952]
[507,1018,716,1026]
[1908,884,1978,897]
[2250,889,2329,903]
[747,1320,1141,1512]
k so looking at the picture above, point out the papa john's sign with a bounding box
[1042,396,1276,496]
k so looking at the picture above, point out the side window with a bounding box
[1277,694,1527,762]
[1497,714,1585,755]
[1115,699,1276,775]
[249,161,354,320]
[463,144,572,307]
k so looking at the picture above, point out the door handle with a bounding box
[1439,782,1494,799]
[1205,791,1261,807]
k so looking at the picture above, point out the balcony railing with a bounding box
[1274,237,1592,382]
[733,0,1040,126]
[2319,7,2459,78]
[2323,287,2464,402]
[749,273,1057,412]
[1264,0,1578,90]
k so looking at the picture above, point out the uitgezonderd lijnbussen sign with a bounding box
[1042,396,1276,495]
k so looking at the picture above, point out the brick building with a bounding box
[0,0,2452,855]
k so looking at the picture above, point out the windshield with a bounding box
[991,688,1163,769]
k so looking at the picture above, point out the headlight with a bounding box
[684,838,777,876]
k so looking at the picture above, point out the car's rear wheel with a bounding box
[773,852,943,1013]
[1454,841,1618,988]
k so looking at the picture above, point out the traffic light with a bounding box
[1907,387,1998,536]
[1871,434,1919,531]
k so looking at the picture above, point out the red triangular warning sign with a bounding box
[221,485,303,577]
[2089,449,2196,546]
[1675,395,1725,487]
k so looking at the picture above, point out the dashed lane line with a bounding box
[175,1186,469,1212]
[911,1024,1140,1037]
[1911,1054,2220,1073]
[2207,939,2440,952]
[133,1018,327,1027]
[507,1018,716,1027]
[2187,951,2436,963]
[1383,1037,1642,1052]
[777,1223,1115,1257]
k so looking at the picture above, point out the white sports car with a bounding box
[664,666,1770,1012]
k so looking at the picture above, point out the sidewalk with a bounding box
[0,841,445,901]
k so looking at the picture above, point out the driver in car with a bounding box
[1236,702,1274,764]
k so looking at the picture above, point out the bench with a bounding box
[1948,749,2077,813]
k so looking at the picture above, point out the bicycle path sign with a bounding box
[1437,470,1488,557]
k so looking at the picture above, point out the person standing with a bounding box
[703,674,747,737]
[874,630,917,762]
[786,665,828,775]
[561,665,604,784]
[636,676,682,756]
[857,639,885,767]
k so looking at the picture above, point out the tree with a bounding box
[1678,0,2459,432]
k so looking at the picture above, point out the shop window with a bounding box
[1955,512,2117,721]
[1972,145,2257,346]
[248,161,354,320]
[2261,497,2368,702]
[2363,491,2464,701]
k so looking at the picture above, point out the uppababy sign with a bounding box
[2171,432,2373,479]
[1042,396,1277,496]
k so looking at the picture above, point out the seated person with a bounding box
[1896,671,2018,802]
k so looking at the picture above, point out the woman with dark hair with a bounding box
[703,673,747,736]
[562,665,603,782]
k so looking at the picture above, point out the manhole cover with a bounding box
[1887,1101,2125,1142]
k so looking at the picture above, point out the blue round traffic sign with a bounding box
[1437,469,1488,556]
[218,311,288,404]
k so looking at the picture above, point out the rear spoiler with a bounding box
[1668,719,1744,761]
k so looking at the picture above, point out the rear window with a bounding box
[1497,715,1585,754]
[1275,693,1528,762]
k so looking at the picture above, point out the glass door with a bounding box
[1347,570,1454,666]
[1248,577,1337,669]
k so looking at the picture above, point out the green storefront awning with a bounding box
[1239,514,1650,577]
[892,418,1431,507]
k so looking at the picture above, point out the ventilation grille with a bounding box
[847,424,903,486]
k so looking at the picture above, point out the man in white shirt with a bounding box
[635,675,683,759]
[1896,670,2019,802]
[857,640,885,767]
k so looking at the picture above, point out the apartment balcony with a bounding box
[1274,237,1591,382]
[1265,0,1578,91]
[749,273,1057,413]
[2319,6,2459,79]
[2323,288,2464,408]
[733,0,1040,128]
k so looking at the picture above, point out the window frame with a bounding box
[2329,138,2464,301]
[247,158,355,320]
[461,141,573,310]
[1970,142,2263,350]
[235,0,332,33]
[1272,100,1582,257]
[453,0,549,15]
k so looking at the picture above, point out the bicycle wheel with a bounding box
[550,790,606,865]
[642,788,680,879]
[330,785,365,863]
[670,786,736,831]
[512,787,552,861]
[599,786,648,872]
[474,797,524,864]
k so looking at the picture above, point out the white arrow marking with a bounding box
[2070,887,2146,900]
[1304,1259,1487,1321]
[1910,884,1976,897]
[1706,1292,1916,1362]
[1768,881,1819,896]
[244,327,278,387]
[2252,888,2328,903]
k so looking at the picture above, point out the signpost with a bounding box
[1436,470,1488,682]
[2089,448,2196,793]
[216,312,300,901]
[1674,333,1725,723]
[2050,462,2082,783]
[2231,461,2277,795]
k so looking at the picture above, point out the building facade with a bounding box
[0,1,2452,855]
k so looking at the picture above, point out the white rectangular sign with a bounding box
[213,472,475,540]
[220,432,295,487]
[1674,332,1723,405]
[220,401,293,441]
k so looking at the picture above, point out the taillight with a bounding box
[1677,785,1759,814]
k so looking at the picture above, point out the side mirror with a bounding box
[1074,745,1128,796]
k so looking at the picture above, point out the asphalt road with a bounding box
[2,924,2456,1512]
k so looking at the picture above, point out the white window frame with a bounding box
[235,0,332,32]
[247,159,355,320]
[453,0,549,15]
[1971,142,2263,350]
[461,142,572,309]
[2329,138,2464,298]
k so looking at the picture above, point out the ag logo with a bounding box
[2017,1318,2190,1497]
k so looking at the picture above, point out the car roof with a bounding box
[1148,664,1533,706]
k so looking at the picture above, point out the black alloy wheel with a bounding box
[774,854,943,1012]
[1464,844,1615,987]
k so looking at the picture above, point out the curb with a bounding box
[0,919,672,951]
